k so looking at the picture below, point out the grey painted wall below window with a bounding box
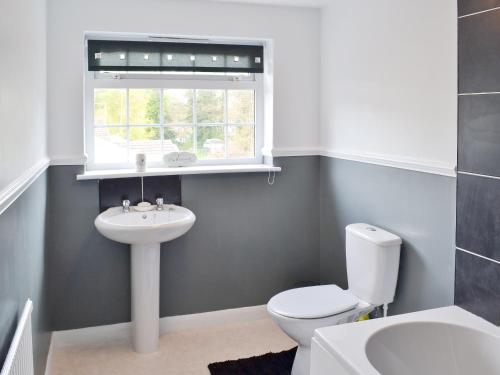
[46,155,457,330]
[319,157,456,315]
[0,172,50,375]
[47,157,321,330]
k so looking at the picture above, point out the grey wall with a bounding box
[47,156,320,330]
[455,1,500,324]
[0,173,50,375]
[319,157,456,315]
[46,154,457,331]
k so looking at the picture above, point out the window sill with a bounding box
[76,164,281,180]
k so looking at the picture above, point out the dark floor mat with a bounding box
[208,347,297,375]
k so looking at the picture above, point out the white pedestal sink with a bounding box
[95,205,195,353]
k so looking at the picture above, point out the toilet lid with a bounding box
[268,285,359,319]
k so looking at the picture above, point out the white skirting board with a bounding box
[44,305,268,373]
[43,334,53,375]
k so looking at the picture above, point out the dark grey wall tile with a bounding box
[459,9,500,93]
[459,0,500,16]
[456,173,500,261]
[99,175,181,212]
[0,173,50,375]
[99,177,142,212]
[143,176,181,206]
[319,157,456,315]
[455,250,500,324]
[47,157,321,328]
[458,94,500,176]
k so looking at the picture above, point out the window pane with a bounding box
[197,126,225,159]
[228,126,255,158]
[129,126,162,161]
[129,89,160,125]
[94,89,126,125]
[94,127,128,163]
[196,90,224,123]
[164,89,193,124]
[228,90,254,124]
[164,127,194,153]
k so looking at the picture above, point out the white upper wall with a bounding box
[321,0,457,171]
[47,0,321,161]
[0,0,47,191]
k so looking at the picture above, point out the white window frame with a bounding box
[84,71,264,171]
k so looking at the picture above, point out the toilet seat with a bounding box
[267,285,359,319]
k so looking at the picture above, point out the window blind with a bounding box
[87,40,264,73]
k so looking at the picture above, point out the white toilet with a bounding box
[267,223,402,375]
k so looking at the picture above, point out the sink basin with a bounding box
[95,204,196,354]
[95,205,195,244]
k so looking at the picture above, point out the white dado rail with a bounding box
[319,149,457,177]
[0,158,50,216]
[0,150,456,216]
[271,148,457,177]
[51,150,457,178]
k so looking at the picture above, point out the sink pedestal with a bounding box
[95,205,196,354]
[131,243,160,353]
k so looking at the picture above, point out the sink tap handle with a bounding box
[122,199,130,213]
[156,197,164,210]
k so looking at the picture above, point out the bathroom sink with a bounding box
[95,205,195,245]
[94,204,195,354]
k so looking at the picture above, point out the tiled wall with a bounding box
[455,0,500,324]
[99,176,181,212]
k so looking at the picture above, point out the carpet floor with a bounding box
[208,347,297,375]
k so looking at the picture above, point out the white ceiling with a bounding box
[203,0,328,8]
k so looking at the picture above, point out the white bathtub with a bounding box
[310,306,500,375]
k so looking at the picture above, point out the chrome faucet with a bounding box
[122,199,130,213]
[156,197,164,211]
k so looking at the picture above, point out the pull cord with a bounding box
[268,169,276,186]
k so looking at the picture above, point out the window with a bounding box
[84,39,265,170]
